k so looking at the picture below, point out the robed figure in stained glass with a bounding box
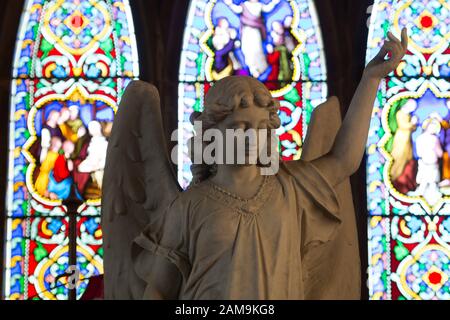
[102,30,408,299]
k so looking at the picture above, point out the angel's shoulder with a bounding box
[276,160,307,183]
[277,160,336,195]
[279,159,322,183]
[169,183,209,210]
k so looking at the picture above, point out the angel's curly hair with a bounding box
[189,76,281,186]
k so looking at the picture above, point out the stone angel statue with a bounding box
[102,29,408,300]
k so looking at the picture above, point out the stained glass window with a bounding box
[4,0,139,300]
[178,0,327,188]
[366,0,450,300]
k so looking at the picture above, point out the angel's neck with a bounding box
[211,164,263,195]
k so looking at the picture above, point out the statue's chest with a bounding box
[191,181,301,257]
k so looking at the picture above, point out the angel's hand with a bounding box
[364,28,408,80]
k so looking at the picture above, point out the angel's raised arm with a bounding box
[310,29,408,187]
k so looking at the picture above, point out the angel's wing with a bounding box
[301,96,341,161]
[101,80,181,299]
[301,97,361,299]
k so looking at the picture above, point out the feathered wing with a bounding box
[301,97,361,299]
[301,97,341,161]
[101,80,181,299]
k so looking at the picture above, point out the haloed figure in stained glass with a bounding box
[211,0,297,84]
[413,115,444,204]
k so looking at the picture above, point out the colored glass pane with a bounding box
[4,0,139,300]
[366,0,450,300]
[178,0,328,188]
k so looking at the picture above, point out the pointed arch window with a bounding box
[178,0,328,188]
[4,0,139,300]
[366,0,450,300]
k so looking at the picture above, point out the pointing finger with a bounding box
[387,31,401,47]
[401,27,408,51]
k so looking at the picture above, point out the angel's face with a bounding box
[214,90,272,166]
